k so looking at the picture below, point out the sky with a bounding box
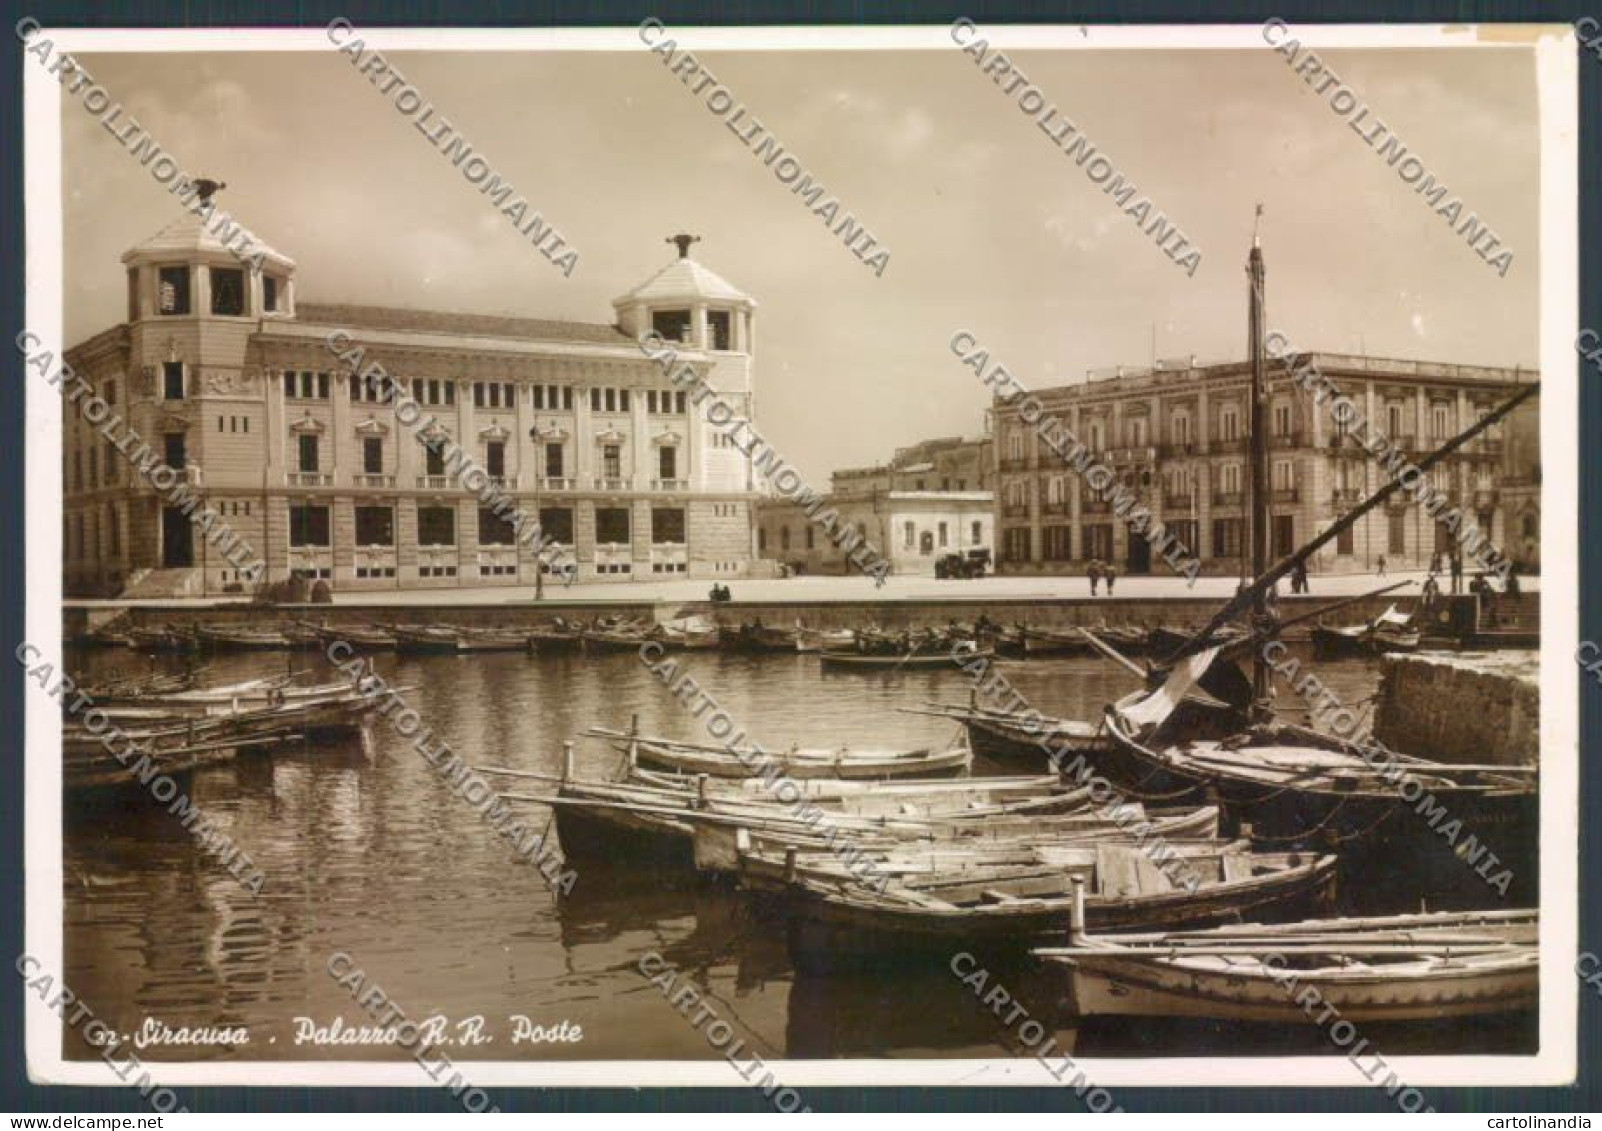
[62,39,1541,484]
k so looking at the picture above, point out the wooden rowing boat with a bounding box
[1038,907,1538,1022]
[906,702,1111,769]
[307,621,397,650]
[776,844,1338,971]
[196,625,294,650]
[819,646,993,670]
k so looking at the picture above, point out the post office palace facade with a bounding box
[63,204,761,597]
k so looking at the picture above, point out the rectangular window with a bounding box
[652,508,685,544]
[675,391,686,414]
[157,266,190,315]
[164,433,186,469]
[107,507,120,555]
[1212,518,1243,558]
[486,441,505,478]
[363,437,383,474]
[1336,525,1354,555]
[1273,404,1292,436]
[972,521,983,546]
[658,446,677,482]
[478,507,516,546]
[210,267,245,316]
[424,443,446,478]
[590,388,601,412]
[417,506,456,546]
[412,379,454,406]
[1388,510,1406,555]
[264,275,280,312]
[544,443,564,479]
[298,434,320,473]
[163,361,185,400]
[596,506,630,544]
[1002,527,1031,563]
[289,505,331,547]
[603,445,621,479]
[652,309,692,343]
[355,506,394,546]
[538,507,573,544]
[708,310,732,351]
[88,448,98,488]
[1043,526,1072,561]
[104,441,117,483]
[127,269,140,321]
[104,380,117,406]
[938,521,949,548]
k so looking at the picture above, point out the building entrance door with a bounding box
[162,506,194,568]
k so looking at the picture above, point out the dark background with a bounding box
[1,0,1596,1114]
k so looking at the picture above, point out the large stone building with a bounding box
[756,436,994,576]
[63,205,762,597]
[990,353,1538,577]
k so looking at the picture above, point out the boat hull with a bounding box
[1065,952,1536,1022]
[781,856,1337,973]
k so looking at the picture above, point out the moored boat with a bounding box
[775,844,1337,972]
[393,624,466,653]
[1038,907,1538,1023]
[819,643,992,670]
[196,625,294,650]
[609,731,973,780]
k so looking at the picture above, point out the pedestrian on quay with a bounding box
[1104,562,1118,596]
[1421,572,1441,609]
[1291,560,1309,595]
[1450,551,1464,595]
[1505,562,1522,598]
[1376,554,1387,578]
[1088,559,1102,596]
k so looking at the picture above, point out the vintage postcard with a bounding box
[19,21,1578,1104]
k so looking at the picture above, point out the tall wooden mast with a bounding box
[1247,208,1271,708]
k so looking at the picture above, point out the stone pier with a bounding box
[1371,651,1539,765]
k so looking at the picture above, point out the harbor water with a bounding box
[60,645,1535,1062]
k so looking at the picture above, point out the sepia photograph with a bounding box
[15,18,1582,1108]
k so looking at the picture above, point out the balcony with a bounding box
[1269,431,1306,449]
[1082,499,1112,515]
[1271,488,1300,504]
[488,474,519,490]
[1163,494,1194,511]
[593,476,629,491]
[1330,488,1363,507]
[1041,500,1070,516]
[652,478,690,492]
[287,471,332,487]
[1159,442,1200,459]
[415,475,452,490]
[1000,504,1031,519]
[353,473,396,489]
[1212,491,1243,508]
[163,464,203,486]
[1209,437,1247,454]
[1106,445,1157,465]
[999,458,1032,472]
[538,477,574,491]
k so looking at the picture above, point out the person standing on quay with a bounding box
[1104,562,1118,596]
[1088,559,1102,596]
[1450,550,1464,595]
[1291,560,1309,595]
[1376,554,1387,578]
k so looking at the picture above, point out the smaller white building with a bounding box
[757,489,993,577]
